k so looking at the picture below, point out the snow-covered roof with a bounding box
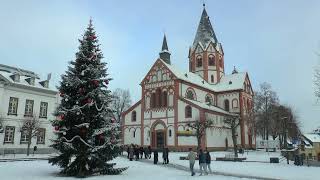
[160,59,247,93]
[0,70,56,92]
[183,98,238,116]
[304,133,320,143]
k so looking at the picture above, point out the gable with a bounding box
[141,59,177,85]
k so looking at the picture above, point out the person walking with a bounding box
[127,145,130,159]
[144,146,149,159]
[153,148,159,164]
[148,146,152,159]
[129,145,134,161]
[188,148,196,176]
[198,149,207,175]
[205,150,212,174]
[162,146,167,164]
[139,146,144,159]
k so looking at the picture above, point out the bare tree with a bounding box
[187,119,213,151]
[254,82,279,140]
[111,88,132,124]
[0,115,4,133]
[314,64,320,100]
[21,115,41,156]
[224,116,240,158]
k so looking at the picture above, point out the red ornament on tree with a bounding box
[90,35,96,40]
[59,114,65,120]
[54,126,59,131]
[92,80,99,87]
[79,87,85,95]
[98,134,103,140]
[104,80,109,85]
[59,91,64,97]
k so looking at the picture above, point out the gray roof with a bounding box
[161,34,169,51]
[193,7,218,48]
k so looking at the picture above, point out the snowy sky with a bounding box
[1,0,320,132]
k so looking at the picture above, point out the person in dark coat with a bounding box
[153,149,158,164]
[144,146,149,159]
[205,151,212,173]
[162,147,169,164]
[198,149,207,175]
[139,146,144,159]
[148,146,152,159]
[127,145,130,159]
[134,145,140,160]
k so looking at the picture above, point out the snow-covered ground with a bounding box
[0,157,245,180]
[151,150,319,180]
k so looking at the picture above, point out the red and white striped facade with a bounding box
[121,7,255,151]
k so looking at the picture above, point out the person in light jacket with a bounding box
[188,148,196,176]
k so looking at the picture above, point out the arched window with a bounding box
[162,91,168,107]
[186,89,195,100]
[196,56,202,67]
[224,99,230,112]
[208,55,215,66]
[156,88,162,108]
[247,99,251,110]
[205,95,213,106]
[211,75,214,83]
[131,111,136,122]
[169,129,172,137]
[148,130,150,137]
[151,93,156,108]
[185,105,192,118]
[133,130,136,138]
[232,99,238,108]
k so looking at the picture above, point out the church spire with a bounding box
[159,34,171,64]
[193,5,218,48]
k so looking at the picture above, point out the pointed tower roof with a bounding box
[161,34,169,51]
[159,34,171,64]
[193,5,218,48]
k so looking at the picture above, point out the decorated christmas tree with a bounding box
[49,19,127,177]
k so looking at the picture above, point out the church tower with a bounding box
[189,5,224,84]
[159,34,171,64]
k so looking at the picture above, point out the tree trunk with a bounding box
[231,127,238,158]
[27,131,32,156]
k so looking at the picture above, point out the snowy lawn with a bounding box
[0,157,246,180]
[150,150,319,180]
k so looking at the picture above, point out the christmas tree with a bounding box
[49,19,127,177]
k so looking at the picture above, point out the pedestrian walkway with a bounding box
[123,155,280,180]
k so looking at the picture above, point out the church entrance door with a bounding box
[156,130,165,149]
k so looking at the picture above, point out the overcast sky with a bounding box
[1,0,320,132]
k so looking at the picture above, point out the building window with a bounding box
[133,130,136,138]
[162,91,168,107]
[196,56,202,67]
[185,105,192,118]
[224,99,230,111]
[169,129,172,137]
[208,55,215,66]
[232,99,238,108]
[4,126,15,143]
[131,111,137,122]
[211,75,214,83]
[220,59,223,68]
[186,89,195,100]
[24,99,34,117]
[151,93,156,108]
[8,97,18,115]
[20,130,29,144]
[37,128,45,144]
[205,95,213,106]
[148,130,151,137]
[39,102,48,118]
[156,88,162,107]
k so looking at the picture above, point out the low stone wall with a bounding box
[0,148,55,155]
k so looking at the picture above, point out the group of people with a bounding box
[125,144,170,164]
[188,148,212,176]
[124,144,213,176]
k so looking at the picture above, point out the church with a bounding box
[121,6,255,151]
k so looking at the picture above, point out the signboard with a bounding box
[177,130,196,136]
[256,140,279,149]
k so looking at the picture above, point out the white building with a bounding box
[122,6,255,151]
[0,64,58,154]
